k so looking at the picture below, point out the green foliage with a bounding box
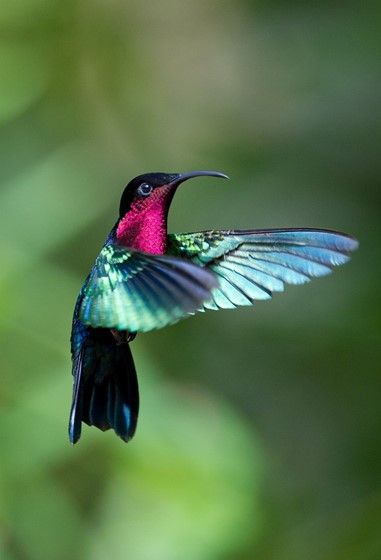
[0,1,379,559]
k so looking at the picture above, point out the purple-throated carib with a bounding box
[69,171,358,443]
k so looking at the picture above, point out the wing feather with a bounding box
[168,228,358,310]
[79,245,218,332]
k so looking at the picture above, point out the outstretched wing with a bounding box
[167,228,358,310]
[79,244,218,332]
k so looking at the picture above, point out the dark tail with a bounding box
[69,329,139,444]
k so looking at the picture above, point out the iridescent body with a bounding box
[69,171,358,444]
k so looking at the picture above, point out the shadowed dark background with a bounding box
[0,2,379,559]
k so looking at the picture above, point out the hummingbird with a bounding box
[69,171,358,444]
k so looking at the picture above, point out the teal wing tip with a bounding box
[347,235,359,252]
[331,232,359,258]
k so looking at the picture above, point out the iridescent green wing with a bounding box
[167,229,358,310]
[79,245,218,332]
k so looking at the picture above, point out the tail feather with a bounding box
[69,330,139,444]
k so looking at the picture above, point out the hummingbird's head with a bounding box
[119,171,228,218]
[117,170,228,254]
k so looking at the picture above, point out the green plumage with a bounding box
[79,244,218,333]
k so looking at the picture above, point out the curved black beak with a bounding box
[169,170,229,187]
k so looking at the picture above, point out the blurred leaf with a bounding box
[0,143,116,275]
[0,43,49,125]
[0,0,59,27]
[3,477,84,560]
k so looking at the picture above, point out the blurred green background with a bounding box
[0,1,379,559]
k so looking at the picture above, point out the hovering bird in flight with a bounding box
[69,171,358,444]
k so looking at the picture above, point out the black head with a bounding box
[119,173,176,217]
[119,171,228,217]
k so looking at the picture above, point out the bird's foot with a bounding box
[110,329,136,345]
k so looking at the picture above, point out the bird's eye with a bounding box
[137,183,153,197]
